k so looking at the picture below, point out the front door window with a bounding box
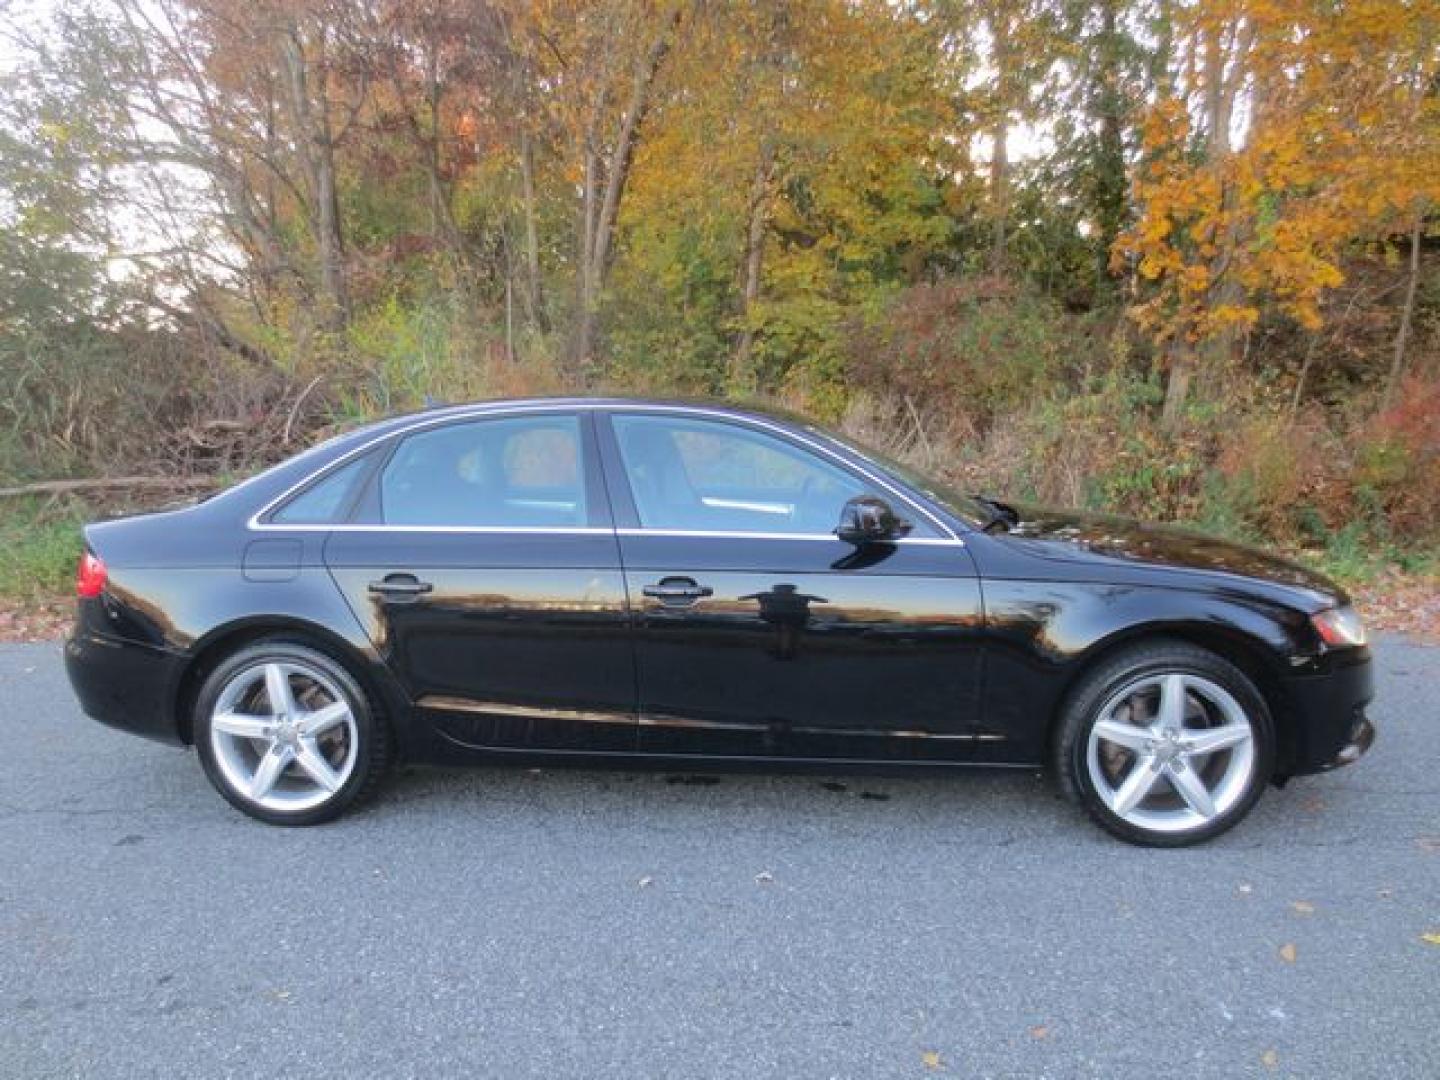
[611,414,875,535]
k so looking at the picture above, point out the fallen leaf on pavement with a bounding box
[1421,932,1440,946]
[1278,943,1297,963]
[1030,1025,1049,1040]
[1290,901,1315,915]
[1261,1049,1279,1069]
[921,1050,942,1069]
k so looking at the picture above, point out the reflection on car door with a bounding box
[324,410,637,751]
[598,410,996,762]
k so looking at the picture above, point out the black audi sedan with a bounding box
[64,397,1374,844]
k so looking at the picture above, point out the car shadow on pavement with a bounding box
[360,758,1357,849]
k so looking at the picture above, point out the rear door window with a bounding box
[376,415,587,527]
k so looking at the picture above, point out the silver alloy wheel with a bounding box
[208,660,359,813]
[1085,671,1256,834]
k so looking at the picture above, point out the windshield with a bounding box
[810,427,990,529]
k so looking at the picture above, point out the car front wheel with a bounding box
[194,641,391,825]
[1055,640,1275,846]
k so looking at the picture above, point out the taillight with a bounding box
[76,551,108,598]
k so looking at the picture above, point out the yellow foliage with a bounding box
[1118,0,1440,355]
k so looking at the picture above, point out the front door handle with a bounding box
[642,576,714,605]
[367,573,434,601]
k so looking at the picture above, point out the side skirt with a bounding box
[413,735,1041,776]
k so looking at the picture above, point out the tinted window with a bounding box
[612,414,872,534]
[271,452,373,525]
[379,415,586,527]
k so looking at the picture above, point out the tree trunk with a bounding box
[1290,330,1322,417]
[519,123,545,329]
[1093,0,1127,276]
[572,6,684,372]
[1162,339,1195,430]
[990,118,1008,271]
[988,15,1011,272]
[422,44,463,256]
[315,135,347,327]
[731,148,774,394]
[1383,210,1425,411]
[0,476,223,499]
[280,27,348,330]
[574,139,602,370]
[589,12,680,284]
[1164,15,1256,426]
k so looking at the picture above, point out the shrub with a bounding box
[1214,411,1342,542]
[1352,376,1440,544]
[844,277,1074,431]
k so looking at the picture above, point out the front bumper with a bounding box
[1327,713,1375,769]
[65,628,187,746]
[1278,648,1375,776]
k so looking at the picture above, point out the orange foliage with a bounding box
[1121,0,1440,352]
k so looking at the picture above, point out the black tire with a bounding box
[194,640,392,825]
[1053,639,1275,847]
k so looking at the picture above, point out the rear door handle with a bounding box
[642,576,713,605]
[367,573,434,601]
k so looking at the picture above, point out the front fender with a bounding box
[979,579,1309,760]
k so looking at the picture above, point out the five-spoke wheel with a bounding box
[195,642,390,825]
[1056,641,1274,846]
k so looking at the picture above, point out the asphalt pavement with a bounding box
[0,637,1436,1079]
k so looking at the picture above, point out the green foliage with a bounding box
[605,223,738,395]
[348,292,466,411]
[0,498,85,603]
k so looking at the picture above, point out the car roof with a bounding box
[379,395,819,430]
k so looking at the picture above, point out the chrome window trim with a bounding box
[616,528,961,545]
[244,522,962,545]
[248,524,612,535]
[247,400,963,541]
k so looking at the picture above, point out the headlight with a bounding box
[1311,605,1367,648]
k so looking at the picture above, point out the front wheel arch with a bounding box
[1046,624,1296,781]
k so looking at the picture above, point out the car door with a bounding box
[322,409,637,751]
[596,409,993,761]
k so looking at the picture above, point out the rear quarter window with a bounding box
[269,452,375,525]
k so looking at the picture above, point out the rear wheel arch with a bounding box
[174,618,402,747]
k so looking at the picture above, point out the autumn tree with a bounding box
[1122,0,1440,426]
[610,0,956,405]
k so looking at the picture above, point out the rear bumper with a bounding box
[1278,649,1375,776]
[65,628,187,746]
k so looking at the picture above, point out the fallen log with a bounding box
[0,476,223,499]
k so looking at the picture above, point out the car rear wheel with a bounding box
[1054,640,1275,846]
[194,641,391,825]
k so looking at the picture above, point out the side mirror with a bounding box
[835,495,912,546]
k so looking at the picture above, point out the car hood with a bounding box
[998,504,1345,609]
